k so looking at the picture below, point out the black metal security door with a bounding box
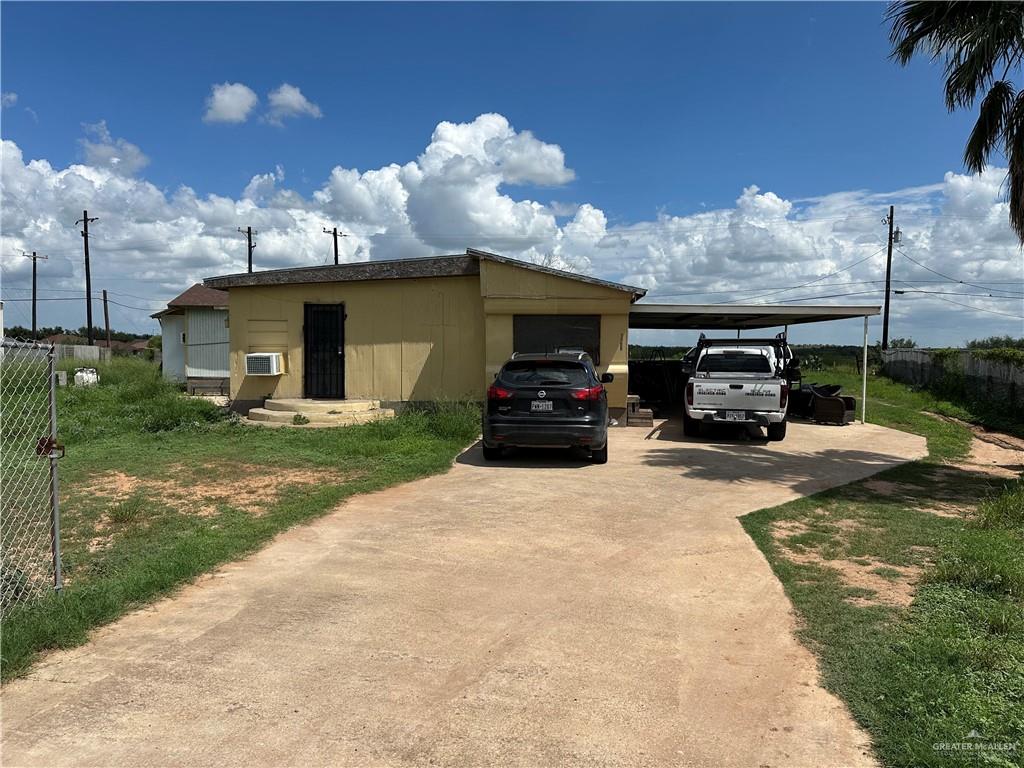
[304,303,345,399]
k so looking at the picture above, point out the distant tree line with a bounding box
[3,325,153,343]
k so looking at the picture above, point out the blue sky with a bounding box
[2,2,974,218]
[1,2,1020,343]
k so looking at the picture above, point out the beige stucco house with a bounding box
[204,249,646,419]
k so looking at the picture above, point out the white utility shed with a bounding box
[152,284,230,394]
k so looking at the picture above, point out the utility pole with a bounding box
[102,289,111,348]
[322,226,347,265]
[238,226,257,273]
[22,251,47,337]
[881,205,895,351]
[76,210,99,345]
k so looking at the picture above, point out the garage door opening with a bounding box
[513,314,601,364]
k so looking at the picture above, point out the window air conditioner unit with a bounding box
[245,352,284,376]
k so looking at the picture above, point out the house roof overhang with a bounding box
[203,249,646,299]
[628,303,881,331]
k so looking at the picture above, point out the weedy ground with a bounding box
[743,367,1024,768]
[2,358,480,681]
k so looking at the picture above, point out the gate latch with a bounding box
[36,436,65,459]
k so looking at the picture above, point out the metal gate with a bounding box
[0,338,63,608]
[304,303,346,399]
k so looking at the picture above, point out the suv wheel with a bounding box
[682,413,701,437]
[767,420,787,442]
[482,445,503,461]
[590,445,608,464]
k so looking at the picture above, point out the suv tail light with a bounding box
[686,381,694,406]
[487,384,513,400]
[570,385,604,401]
[779,382,789,409]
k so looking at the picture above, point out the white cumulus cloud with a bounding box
[0,113,1020,345]
[78,121,150,176]
[265,84,322,125]
[1,92,17,108]
[203,82,259,124]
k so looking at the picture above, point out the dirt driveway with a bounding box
[3,420,926,767]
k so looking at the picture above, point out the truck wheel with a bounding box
[683,413,700,437]
[767,420,787,442]
[482,445,503,461]
[590,445,608,464]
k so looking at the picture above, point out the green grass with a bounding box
[807,364,1024,439]
[743,368,1024,767]
[2,359,480,681]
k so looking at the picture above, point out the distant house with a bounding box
[125,338,151,357]
[42,333,88,345]
[152,284,230,394]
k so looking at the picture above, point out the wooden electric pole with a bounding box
[881,205,895,351]
[76,210,99,345]
[322,226,347,265]
[102,289,111,348]
[238,226,257,273]
[22,251,47,337]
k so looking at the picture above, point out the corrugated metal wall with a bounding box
[161,315,185,381]
[185,308,230,378]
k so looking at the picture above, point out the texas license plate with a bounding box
[725,410,746,421]
[531,400,553,412]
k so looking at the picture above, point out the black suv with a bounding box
[482,352,613,463]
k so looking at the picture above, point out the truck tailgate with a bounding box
[692,379,782,411]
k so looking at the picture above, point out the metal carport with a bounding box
[628,303,881,423]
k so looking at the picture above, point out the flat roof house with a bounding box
[204,249,646,419]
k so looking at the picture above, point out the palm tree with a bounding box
[888,2,1024,241]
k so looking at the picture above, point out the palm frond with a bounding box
[887,2,991,65]
[1003,92,1024,243]
[943,7,1024,108]
[964,80,1015,172]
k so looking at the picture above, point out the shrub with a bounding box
[57,358,225,443]
[930,528,1024,598]
[414,401,481,443]
[977,481,1024,531]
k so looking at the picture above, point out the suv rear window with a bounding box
[697,353,772,374]
[500,361,591,387]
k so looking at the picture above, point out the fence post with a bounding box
[47,345,63,593]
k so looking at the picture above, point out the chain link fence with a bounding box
[1,338,62,608]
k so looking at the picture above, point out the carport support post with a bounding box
[861,316,868,424]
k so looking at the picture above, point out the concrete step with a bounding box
[263,398,381,414]
[247,407,395,426]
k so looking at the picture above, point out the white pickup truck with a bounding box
[683,337,792,441]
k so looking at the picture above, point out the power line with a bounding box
[716,245,887,304]
[894,245,1021,294]
[754,289,884,304]
[897,291,1024,320]
[894,289,1024,299]
[1,296,158,312]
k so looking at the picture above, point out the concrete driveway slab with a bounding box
[2,420,926,767]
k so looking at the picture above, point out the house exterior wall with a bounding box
[478,260,632,416]
[224,261,634,415]
[227,275,486,407]
[184,307,230,379]
[160,314,185,382]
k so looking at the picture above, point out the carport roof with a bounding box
[629,303,881,330]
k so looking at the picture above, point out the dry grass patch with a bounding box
[80,463,360,517]
[771,516,924,608]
